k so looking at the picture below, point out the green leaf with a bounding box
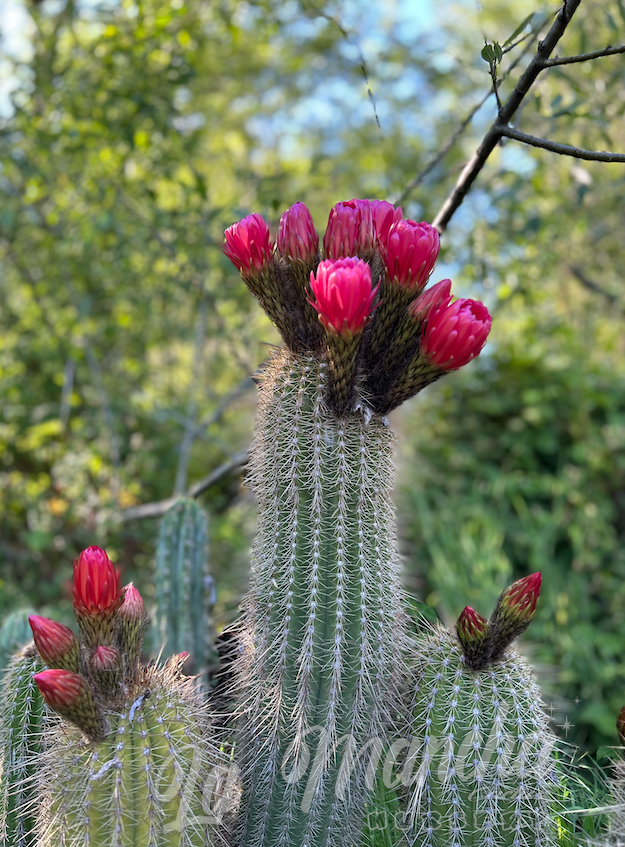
[503,12,535,47]
[481,44,496,63]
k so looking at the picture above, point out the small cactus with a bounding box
[0,646,46,847]
[405,575,559,847]
[28,545,227,847]
[153,498,216,687]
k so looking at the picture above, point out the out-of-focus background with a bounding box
[1,0,624,753]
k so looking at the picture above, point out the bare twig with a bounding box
[500,126,625,162]
[120,448,249,522]
[543,44,625,66]
[395,35,536,205]
[433,0,585,233]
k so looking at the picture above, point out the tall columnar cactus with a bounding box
[154,498,216,685]
[405,575,559,847]
[0,609,36,679]
[0,646,46,847]
[223,199,493,847]
[26,546,225,847]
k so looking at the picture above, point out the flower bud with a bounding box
[456,606,490,671]
[29,615,80,673]
[487,573,542,663]
[421,298,492,370]
[90,645,121,695]
[277,202,319,265]
[382,219,440,292]
[309,258,378,340]
[73,546,123,646]
[33,669,106,741]
[409,279,453,323]
[223,213,273,276]
[118,582,147,673]
[323,199,376,260]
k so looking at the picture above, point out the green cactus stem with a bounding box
[405,622,559,847]
[0,646,46,847]
[37,657,226,847]
[235,348,408,847]
[154,498,216,686]
[0,610,36,679]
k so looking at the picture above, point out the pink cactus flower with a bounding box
[367,200,402,245]
[223,213,273,276]
[383,219,440,292]
[421,298,492,370]
[409,279,453,322]
[323,199,376,260]
[73,546,122,618]
[90,645,121,671]
[309,258,378,340]
[277,202,319,264]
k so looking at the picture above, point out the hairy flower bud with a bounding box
[456,606,490,671]
[323,199,376,260]
[487,573,542,663]
[33,669,106,741]
[118,582,147,673]
[29,615,80,673]
[309,258,377,340]
[382,219,440,292]
[277,202,319,265]
[421,298,492,370]
[73,546,123,646]
[223,213,273,276]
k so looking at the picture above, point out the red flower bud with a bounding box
[119,583,145,620]
[309,258,378,340]
[382,219,440,292]
[487,572,542,664]
[277,202,319,264]
[409,279,453,323]
[223,213,273,276]
[368,200,402,245]
[456,606,488,643]
[73,546,122,618]
[90,645,120,672]
[33,669,106,740]
[29,615,80,673]
[499,573,542,621]
[323,199,376,260]
[421,298,492,370]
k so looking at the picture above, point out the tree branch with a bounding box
[568,264,621,307]
[120,448,249,522]
[543,44,625,66]
[433,0,584,233]
[499,126,625,162]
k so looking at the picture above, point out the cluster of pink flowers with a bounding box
[30,546,145,713]
[224,198,492,371]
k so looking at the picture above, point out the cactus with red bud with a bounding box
[28,615,80,673]
[487,572,542,663]
[117,582,147,676]
[34,669,107,741]
[72,545,123,647]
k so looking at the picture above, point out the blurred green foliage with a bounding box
[1,0,624,753]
